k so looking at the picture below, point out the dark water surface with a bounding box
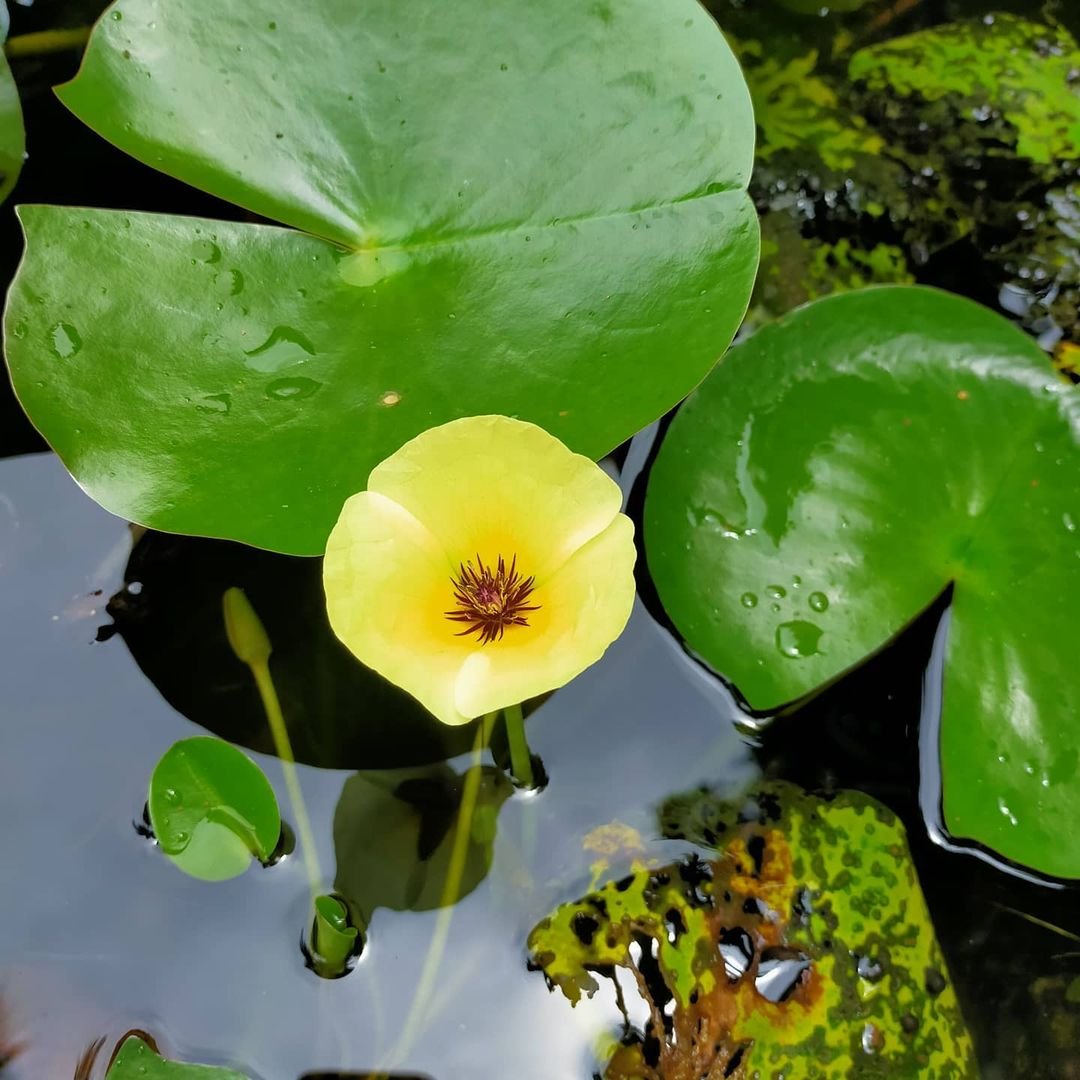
[3,0,1080,1076]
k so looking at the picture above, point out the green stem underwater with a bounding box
[251,660,323,897]
[4,26,91,60]
[503,701,534,788]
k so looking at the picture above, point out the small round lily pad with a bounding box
[148,736,280,881]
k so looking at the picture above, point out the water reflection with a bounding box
[0,453,755,1078]
[333,765,513,922]
[105,531,476,771]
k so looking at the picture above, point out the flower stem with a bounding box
[251,660,323,898]
[387,716,493,1070]
[4,26,91,60]
[503,702,534,788]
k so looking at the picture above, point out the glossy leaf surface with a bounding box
[0,52,22,204]
[645,287,1080,877]
[106,1034,248,1078]
[5,0,758,554]
[530,782,976,1077]
[148,736,281,881]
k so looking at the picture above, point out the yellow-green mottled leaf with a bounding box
[529,782,976,1078]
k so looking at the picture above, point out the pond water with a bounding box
[2,0,1080,1077]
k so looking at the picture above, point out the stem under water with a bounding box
[503,701,534,788]
[222,586,322,899]
[5,27,91,60]
[251,660,323,898]
[384,712,497,1073]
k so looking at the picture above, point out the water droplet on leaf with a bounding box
[808,592,829,612]
[267,377,320,400]
[49,322,82,359]
[776,620,823,659]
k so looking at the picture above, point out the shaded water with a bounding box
[3,0,1080,1076]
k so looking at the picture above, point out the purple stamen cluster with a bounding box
[446,554,540,644]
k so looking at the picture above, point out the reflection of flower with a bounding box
[324,415,636,726]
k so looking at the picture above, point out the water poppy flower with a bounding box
[323,415,636,726]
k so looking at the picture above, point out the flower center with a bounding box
[445,554,541,645]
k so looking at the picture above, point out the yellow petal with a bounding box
[323,490,475,725]
[454,513,637,719]
[367,415,622,581]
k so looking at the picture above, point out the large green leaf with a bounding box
[645,286,1080,878]
[0,51,23,204]
[529,781,976,1077]
[4,0,758,555]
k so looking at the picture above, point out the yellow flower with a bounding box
[323,415,636,726]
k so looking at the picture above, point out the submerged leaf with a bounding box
[849,15,1080,167]
[529,781,976,1078]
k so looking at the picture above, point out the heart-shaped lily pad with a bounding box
[645,286,1080,878]
[4,0,757,555]
[106,1034,248,1078]
[0,51,23,204]
[148,736,281,881]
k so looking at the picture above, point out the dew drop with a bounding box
[765,584,786,599]
[740,592,758,608]
[111,9,122,19]
[808,591,829,613]
[196,393,231,415]
[1064,512,1076,533]
[215,268,245,296]
[267,376,320,400]
[861,1023,884,1055]
[49,322,82,359]
[244,326,317,373]
[997,797,1019,826]
[380,390,401,407]
[192,239,221,264]
[776,620,823,659]
[163,787,180,805]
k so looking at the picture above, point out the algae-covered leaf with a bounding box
[734,39,884,174]
[528,781,976,1078]
[849,14,1080,167]
[106,1034,248,1078]
[148,736,281,881]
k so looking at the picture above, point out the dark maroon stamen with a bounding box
[445,554,540,645]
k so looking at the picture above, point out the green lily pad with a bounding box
[148,736,281,881]
[4,0,758,556]
[0,51,23,204]
[106,1034,248,1078]
[645,286,1080,878]
[529,781,976,1077]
